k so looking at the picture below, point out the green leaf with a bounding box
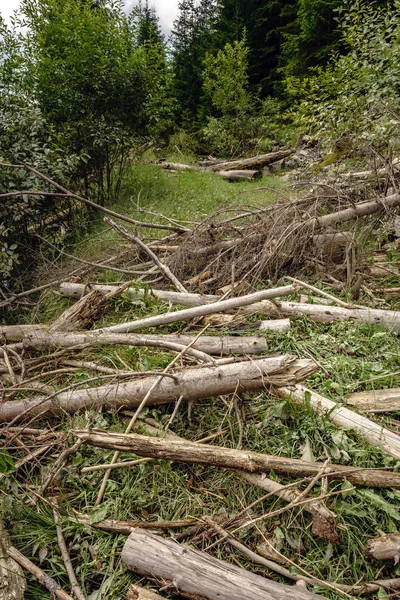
[0,450,15,474]
[358,490,400,521]
[89,505,109,524]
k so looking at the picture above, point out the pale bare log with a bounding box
[0,522,26,600]
[22,330,268,356]
[346,389,400,413]
[218,170,262,181]
[98,284,298,334]
[259,319,291,332]
[121,528,320,600]
[0,324,47,342]
[366,533,400,562]
[0,356,315,422]
[278,385,400,460]
[74,429,400,488]
[60,282,219,306]
[207,150,293,172]
[127,584,167,600]
[159,162,202,171]
[313,192,400,229]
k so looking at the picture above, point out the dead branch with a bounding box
[346,389,400,413]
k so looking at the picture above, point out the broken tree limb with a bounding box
[0,522,26,600]
[278,385,400,460]
[121,528,320,600]
[59,281,218,306]
[21,330,268,356]
[218,169,262,181]
[159,161,202,171]
[50,289,109,333]
[0,324,47,342]
[207,149,293,172]
[127,584,166,600]
[313,192,400,229]
[242,473,340,544]
[98,284,298,333]
[104,218,188,293]
[0,355,315,422]
[366,533,400,562]
[346,389,400,413]
[74,429,400,488]
[7,546,73,600]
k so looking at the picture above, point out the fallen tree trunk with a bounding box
[98,284,298,334]
[207,150,293,172]
[218,170,262,181]
[0,356,316,422]
[241,300,400,332]
[0,324,47,342]
[60,282,219,306]
[313,192,400,229]
[346,389,400,413]
[50,289,109,332]
[121,529,320,600]
[242,473,340,544]
[0,522,26,600]
[278,385,400,460]
[366,533,400,562]
[22,330,269,356]
[74,429,400,488]
[159,161,202,172]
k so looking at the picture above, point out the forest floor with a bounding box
[1,153,400,600]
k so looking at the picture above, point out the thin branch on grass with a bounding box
[52,505,86,600]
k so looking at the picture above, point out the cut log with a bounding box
[98,284,298,334]
[74,429,400,488]
[0,356,316,422]
[207,149,293,172]
[366,533,400,562]
[346,389,400,413]
[242,473,340,544]
[60,282,219,306]
[22,330,268,356]
[0,522,26,600]
[50,289,109,332]
[159,161,202,171]
[218,169,262,181]
[241,300,400,332]
[121,529,320,600]
[279,385,400,460]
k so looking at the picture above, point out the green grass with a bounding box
[2,161,400,599]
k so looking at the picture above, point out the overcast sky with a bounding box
[1,0,180,34]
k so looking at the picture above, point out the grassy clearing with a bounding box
[2,162,400,599]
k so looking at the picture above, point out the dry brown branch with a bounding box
[52,505,86,600]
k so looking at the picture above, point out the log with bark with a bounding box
[207,149,293,172]
[218,169,262,181]
[22,330,269,356]
[346,389,400,413]
[0,355,316,422]
[278,385,400,460]
[366,533,400,562]
[121,528,320,600]
[74,429,400,488]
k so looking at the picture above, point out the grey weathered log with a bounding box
[22,330,268,356]
[207,149,293,172]
[279,385,400,460]
[98,284,298,334]
[74,429,400,488]
[346,389,400,413]
[121,528,320,600]
[218,169,262,181]
[366,533,400,562]
[0,522,26,600]
[0,324,47,342]
[313,192,400,229]
[159,161,202,171]
[0,355,315,422]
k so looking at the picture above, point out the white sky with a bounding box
[1,0,180,34]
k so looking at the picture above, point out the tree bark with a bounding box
[121,529,320,600]
[346,389,400,413]
[366,533,400,562]
[0,356,316,422]
[74,429,400,488]
[0,522,26,600]
[278,385,400,460]
[207,150,293,172]
[22,330,269,356]
[218,169,262,181]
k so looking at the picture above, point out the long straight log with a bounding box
[207,150,293,172]
[313,192,400,229]
[22,330,268,356]
[346,389,400,413]
[159,162,201,172]
[98,284,298,334]
[121,529,320,600]
[0,324,47,342]
[0,356,315,422]
[278,385,400,460]
[74,429,400,488]
[218,169,262,181]
[241,300,400,332]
